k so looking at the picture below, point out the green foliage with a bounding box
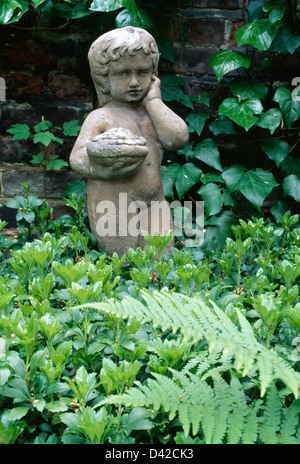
[7,118,81,200]
[0,0,158,34]
[0,196,300,443]
[2,0,300,445]
[157,0,300,253]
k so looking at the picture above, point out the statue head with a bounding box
[88,26,159,107]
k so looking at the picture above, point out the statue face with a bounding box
[108,50,153,104]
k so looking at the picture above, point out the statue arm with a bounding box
[142,76,189,152]
[69,111,106,180]
[70,112,148,181]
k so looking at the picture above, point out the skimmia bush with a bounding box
[0,187,300,444]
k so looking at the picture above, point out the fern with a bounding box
[78,290,300,398]
[96,370,300,444]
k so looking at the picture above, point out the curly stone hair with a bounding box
[88,26,159,107]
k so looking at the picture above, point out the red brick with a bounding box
[168,46,219,75]
[161,15,183,42]
[189,18,225,46]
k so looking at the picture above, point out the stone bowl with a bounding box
[87,127,149,177]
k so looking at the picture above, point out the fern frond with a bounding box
[258,384,282,444]
[241,406,259,444]
[279,400,299,439]
[97,369,299,443]
[78,290,300,398]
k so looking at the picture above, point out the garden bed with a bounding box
[0,189,299,444]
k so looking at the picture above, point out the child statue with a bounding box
[70,26,189,256]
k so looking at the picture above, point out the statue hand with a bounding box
[86,128,148,179]
[142,75,162,105]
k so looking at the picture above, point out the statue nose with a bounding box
[129,74,139,87]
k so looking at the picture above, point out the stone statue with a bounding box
[70,26,189,256]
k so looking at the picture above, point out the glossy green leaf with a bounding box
[235,19,281,51]
[115,7,155,32]
[247,0,264,21]
[262,1,285,23]
[31,0,47,7]
[255,109,282,134]
[261,139,289,167]
[269,26,300,54]
[161,75,186,102]
[186,112,210,136]
[0,0,26,24]
[89,0,126,12]
[201,210,238,252]
[52,3,91,19]
[222,165,279,209]
[230,78,268,102]
[157,37,175,64]
[207,49,251,83]
[208,115,237,136]
[283,175,300,202]
[219,98,263,131]
[161,163,202,200]
[193,138,222,172]
[273,87,300,129]
[197,183,223,216]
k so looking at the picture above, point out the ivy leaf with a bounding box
[89,0,126,12]
[31,0,47,7]
[52,3,91,19]
[219,97,263,131]
[261,139,289,167]
[161,163,202,200]
[207,49,251,83]
[193,138,222,172]
[222,165,279,209]
[157,37,175,64]
[7,124,31,140]
[63,120,81,137]
[190,92,210,107]
[235,19,281,51]
[0,0,27,24]
[283,175,300,202]
[262,1,285,24]
[201,210,238,252]
[161,75,186,102]
[115,7,156,32]
[230,77,268,102]
[209,115,237,136]
[186,112,209,136]
[197,183,223,216]
[255,109,283,134]
[269,26,300,54]
[273,87,300,129]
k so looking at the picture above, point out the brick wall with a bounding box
[0,0,249,224]
[159,0,247,105]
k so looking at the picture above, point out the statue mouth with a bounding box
[128,89,142,96]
